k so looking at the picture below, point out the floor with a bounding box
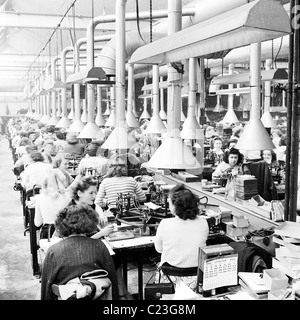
[0,136,156,300]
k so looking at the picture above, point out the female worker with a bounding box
[212,147,244,179]
[154,184,209,290]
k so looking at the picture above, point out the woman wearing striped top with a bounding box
[95,160,146,209]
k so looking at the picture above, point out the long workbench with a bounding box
[154,173,280,231]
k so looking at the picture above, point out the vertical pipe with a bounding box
[264,59,272,113]
[115,0,127,127]
[289,0,300,221]
[198,58,206,121]
[152,65,160,115]
[167,0,182,138]
[228,63,234,111]
[249,42,262,120]
[284,0,295,220]
[159,76,166,118]
[127,63,134,114]
[188,58,197,117]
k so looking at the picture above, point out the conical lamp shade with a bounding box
[159,109,167,120]
[146,114,167,134]
[261,111,276,128]
[101,126,136,150]
[105,109,116,127]
[78,122,104,139]
[103,105,110,116]
[181,116,204,140]
[95,112,105,126]
[213,103,225,113]
[139,108,151,121]
[145,137,201,170]
[40,115,47,124]
[133,108,138,118]
[67,119,85,133]
[68,106,74,120]
[56,116,71,128]
[47,116,59,126]
[81,110,88,123]
[126,110,140,128]
[235,119,275,150]
[43,114,51,124]
[181,111,186,122]
[222,109,239,125]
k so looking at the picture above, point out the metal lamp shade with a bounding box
[56,116,71,128]
[67,119,85,133]
[105,109,116,127]
[159,109,167,120]
[77,122,104,139]
[261,111,276,128]
[145,137,201,170]
[126,110,140,128]
[235,118,275,150]
[101,126,136,150]
[181,116,204,140]
[146,114,167,134]
[222,109,239,125]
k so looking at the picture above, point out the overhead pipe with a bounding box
[221,63,239,125]
[97,0,250,76]
[261,59,276,128]
[56,46,73,128]
[67,35,112,133]
[126,63,139,128]
[146,0,200,170]
[146,65,166,134]
[105,84,116,127]
[181,57,203,139]
[95,85,105,126]
[47,56,60,126]
[102,0,137,150]
[235,42,275,151]
[79,5,192,139]
[159,76,167,121]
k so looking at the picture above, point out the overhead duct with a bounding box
[145,0,201,170]
[146,65,167,134]
[56,46,73,129]
[210,68,288,85]
[181,58,204,140]
[235,42,275,151]
[125,63,139,128]
[261,59,276,128]
[96,0,250,75]
[130,0,291,65]
[221,63,239,125]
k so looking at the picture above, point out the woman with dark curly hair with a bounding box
[154,184,209,268]
[40,204,119,300]
[212,147,244,179]
[68,176,112,236]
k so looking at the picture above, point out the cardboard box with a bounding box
[249,194,266,206]
[267,289,287,300]
[236,191,258,200]
[225,222,249,238]
[235,175,257,187]
[171,171,200,182]
[198,243,234,271]
[263,269,288,292]
[233,215,250,228]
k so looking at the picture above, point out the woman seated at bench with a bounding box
[40,204,119,300]
[154,184,209,290]
[34,170,71,239]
